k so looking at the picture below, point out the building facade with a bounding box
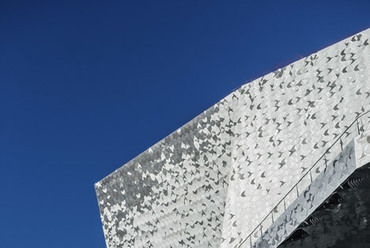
[95,28,370,248]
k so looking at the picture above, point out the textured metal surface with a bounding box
[252,140,357,248]
[96,103,233,248]
[355,130,370,168]
[277,162,370,248]
[95,28,370,248]
[236,111,370,248]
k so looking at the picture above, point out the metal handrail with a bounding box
[238,109,370,248]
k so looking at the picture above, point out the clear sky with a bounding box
[0,1,369,247]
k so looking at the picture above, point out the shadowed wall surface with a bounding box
[278,163,370,248]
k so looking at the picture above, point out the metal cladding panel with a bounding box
[249,130,370,248]
[355,129,370,168]
[95,101,234,248]
[95,28,370,248]
[253,139,357,248]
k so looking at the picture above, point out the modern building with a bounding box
[95,28,370,248]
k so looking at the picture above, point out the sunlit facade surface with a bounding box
[96,28,370,248]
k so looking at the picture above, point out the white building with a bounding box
[95,28,370,248]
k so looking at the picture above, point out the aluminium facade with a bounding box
[95,28,370,248]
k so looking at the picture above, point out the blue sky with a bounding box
[0,1,369,247]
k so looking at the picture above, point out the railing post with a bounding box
[340,138,343,151]
[271,212,274,223]
[283,198,286,211]
[296,185,299,197]
[357,119,360,135]
[309,170,313,182]
[250,236,252,248]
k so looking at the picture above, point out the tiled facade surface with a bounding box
[252,139,357,248]
[250,130,370,248]
[95,28,370,248]
[355,129,370,168]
